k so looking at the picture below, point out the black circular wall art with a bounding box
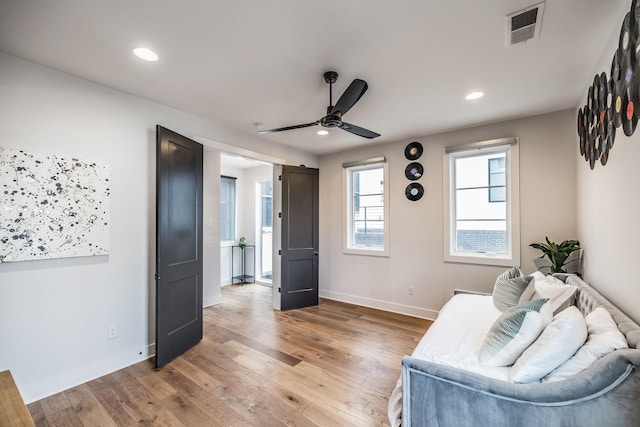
[404,142,423,160]
[404,162,423,180]
[577,3,640,169]
[405,183,424,201]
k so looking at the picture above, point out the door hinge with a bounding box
[278,287,281,293]
[278,212,282,218]
[278,175,282,181]
[154,274,160,280]
[278,249,281,255]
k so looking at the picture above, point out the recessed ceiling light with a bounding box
[133,47,158,62]
[317,130,329,135]
[465,91,484,100]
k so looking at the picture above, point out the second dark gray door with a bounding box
[280,165,319,311]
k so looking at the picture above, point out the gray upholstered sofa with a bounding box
[390,275,640,427]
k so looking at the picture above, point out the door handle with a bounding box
[314,251,319,256]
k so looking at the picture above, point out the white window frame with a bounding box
[443,137,520,266]
[343,157,389,257]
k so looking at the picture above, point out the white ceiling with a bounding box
[0,0,628,155]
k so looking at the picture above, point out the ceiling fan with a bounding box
[258,71,380,139]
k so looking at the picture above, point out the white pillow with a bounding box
[530,271,578,315]
[542,307,629,382]
[510,306,587,383]
[479,298,553,367]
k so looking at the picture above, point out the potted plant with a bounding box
[529,237,581,275]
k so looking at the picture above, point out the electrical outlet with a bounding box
[408,287,414,295]
[107,324,118,340]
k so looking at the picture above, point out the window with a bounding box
[488,157,506,202]
[443,138,520,266]
[220,175,236,241]
[343,157,389,256]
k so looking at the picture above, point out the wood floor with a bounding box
[28,284,432,426]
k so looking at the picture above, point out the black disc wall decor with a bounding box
[405,183,424,201]
[576,2,640,169]
[404,162,423,180]
[404,142,423,160]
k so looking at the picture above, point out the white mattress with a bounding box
[411,293,511,381]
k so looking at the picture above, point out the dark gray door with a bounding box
[155,126,203,369]
[280,165,319,310]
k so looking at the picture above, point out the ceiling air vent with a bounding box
[506,2,545,47]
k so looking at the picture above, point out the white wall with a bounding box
[203,149,221,307]
[576,7,640,323]
[319,110,577,319]
[0,51,317,402]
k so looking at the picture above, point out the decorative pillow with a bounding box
[493,266,532,311]
[530,271,578,315]
[480,298,553,367]
[517,276,537,304]
[510,306,587,383]
[542,307,629,382]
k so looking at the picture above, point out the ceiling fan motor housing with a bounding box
[321,113,342,128]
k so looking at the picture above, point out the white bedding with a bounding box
[411,293,511,381]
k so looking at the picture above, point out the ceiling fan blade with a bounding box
[339,122,380,139]
[330,79,368,116]
[258,121,320,134]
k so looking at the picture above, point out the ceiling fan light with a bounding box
[465,91,484,100]
[133,47,158,62]
[317,130,329,135]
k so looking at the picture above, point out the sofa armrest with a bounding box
[402,350,640,427]
[453,289,492,296]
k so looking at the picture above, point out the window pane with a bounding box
[456,155,490,188]
[489,186,506,202]
[452,149,508,254]
[490,174,506,186]
[489,157,505,173]
[456,188,506,220]
[456,220,507,253]
[261,180,272,228]
[351,166,384,248]
[220,176,236,241]
[488,156,506,203]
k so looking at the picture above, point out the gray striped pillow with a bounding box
[493,267,533,311]
[480,298,552,367]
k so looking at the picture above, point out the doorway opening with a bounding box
[219,154,273,289]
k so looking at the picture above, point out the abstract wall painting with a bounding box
[0,147,110,263]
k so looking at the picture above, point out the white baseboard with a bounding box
[21,343,155,404]
[319,290,438,320]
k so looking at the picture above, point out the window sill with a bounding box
[344,246,389,257]
[444,252,518,267]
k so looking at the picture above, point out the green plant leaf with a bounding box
[530,237,581,274]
